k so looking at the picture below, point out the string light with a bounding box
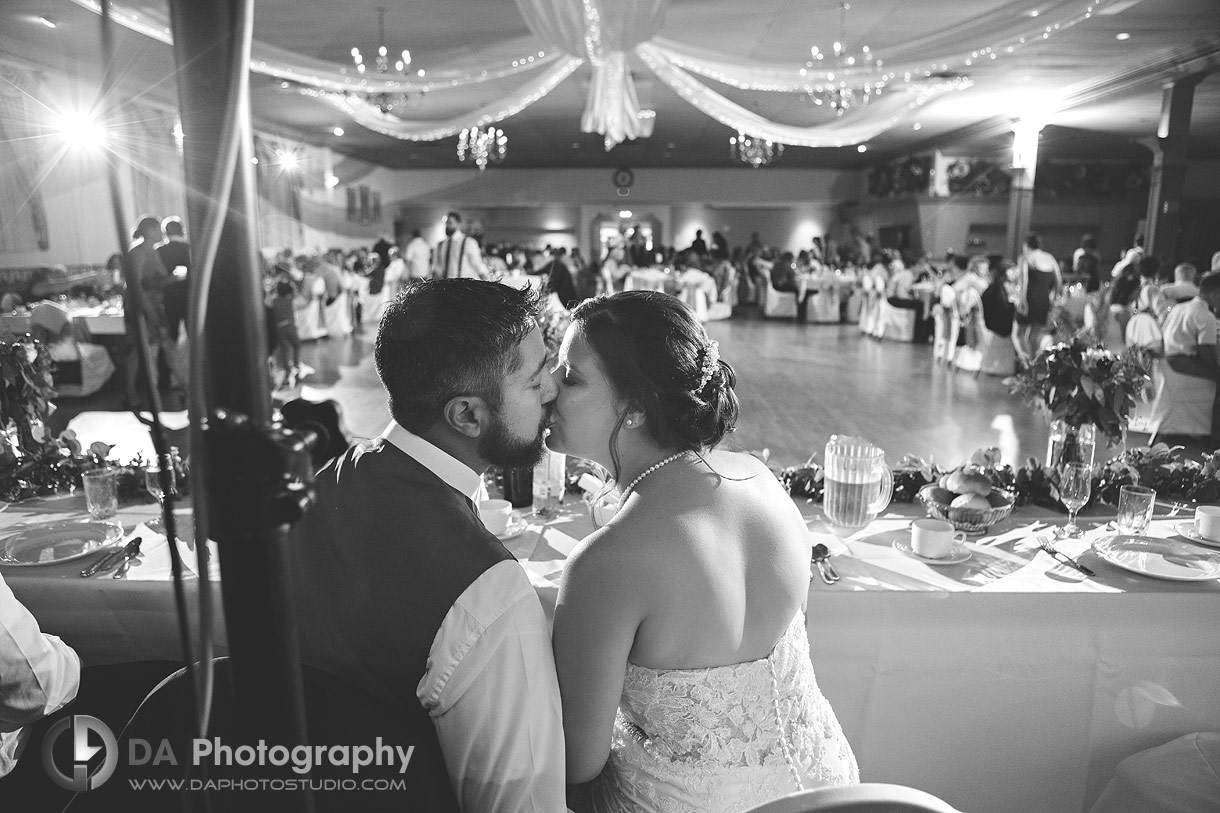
[804,3,882,115]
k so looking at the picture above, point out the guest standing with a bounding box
[1161,272,1220,447]
[123,216,176,407]
[1012,233,1062,364]
[404,229,431,280]
[432,211,487,279]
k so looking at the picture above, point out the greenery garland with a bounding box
[778,444,1220,513]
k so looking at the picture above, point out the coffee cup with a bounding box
[911,518,966,559]
[1195,505,1220,543]
[478,499,513,535]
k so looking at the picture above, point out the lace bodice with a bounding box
[581,613,859,813]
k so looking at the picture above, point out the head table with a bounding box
[2,490,1217,813]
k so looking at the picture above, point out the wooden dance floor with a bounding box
[297,314,1051,470]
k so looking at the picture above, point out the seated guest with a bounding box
[1,571,81,778]
[1161,272,1220,446]
[954,255,990,304]
[769,251,806,320]
[980,262,1015,337]
[1161,262,1200,304]
[885,255,929,342]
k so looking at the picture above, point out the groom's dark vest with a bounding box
[290,439,512,809]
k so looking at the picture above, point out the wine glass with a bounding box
[1058,462,1092,538]
[144,458,177,506]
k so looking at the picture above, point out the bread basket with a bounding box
[917,485,1015,534]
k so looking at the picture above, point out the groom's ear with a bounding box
[442,395,490,439]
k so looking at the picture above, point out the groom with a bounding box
[290,278,565,811]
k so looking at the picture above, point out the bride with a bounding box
[547,291,858,813]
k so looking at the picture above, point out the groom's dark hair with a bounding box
[376,278,541,432]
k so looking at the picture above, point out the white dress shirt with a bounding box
[433,231,488,279]
[1162,298,1217,358]
[0,572,81,777]
[381,423,566,813]
[404,237,432,279]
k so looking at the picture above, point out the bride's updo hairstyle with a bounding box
[571,291,739,473]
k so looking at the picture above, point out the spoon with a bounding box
[811,543,840,584]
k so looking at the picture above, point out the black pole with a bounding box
[165,1,311,803]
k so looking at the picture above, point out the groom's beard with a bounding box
[480,407,550,469]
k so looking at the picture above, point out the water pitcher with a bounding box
[823,435,893,532]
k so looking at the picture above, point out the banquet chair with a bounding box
[761,267,799,319]
[874,299,917,342]
[858,275,880,336]
[842,286,862,324]
[296,275,329,341]
[29,300,116,397]
[743,783,961,813]
[323,290,353,338]
[1128,358,1215,441]
[805,281,842,324]
[707,265,736,321]
[952,302,1015,377]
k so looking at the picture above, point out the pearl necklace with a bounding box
[621,452,686,499]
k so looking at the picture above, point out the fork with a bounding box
[1038,535,1095,577]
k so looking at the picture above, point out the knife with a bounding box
[80,547,126,578]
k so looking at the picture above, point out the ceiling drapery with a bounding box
[71,0,1124,152]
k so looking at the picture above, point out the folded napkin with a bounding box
[122,523,220,581]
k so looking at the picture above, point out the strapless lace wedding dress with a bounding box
[580,613,859,813]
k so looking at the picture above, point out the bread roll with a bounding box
[945,469,991,496]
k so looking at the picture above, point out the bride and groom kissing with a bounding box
[289,278,858,812]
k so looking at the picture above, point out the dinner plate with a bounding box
[1092,535,1220,581]
[0,518,124,566]
[497,515,529,541]
[1175,521,1220,549]
[892,538,971,565]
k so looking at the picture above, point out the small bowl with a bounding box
[917,485,1015,534]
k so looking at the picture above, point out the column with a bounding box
[1005,120,1043,261]
[1144,74,1206,264]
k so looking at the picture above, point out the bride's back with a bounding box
[608,448,812,671]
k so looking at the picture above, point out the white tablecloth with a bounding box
[3,494,1217,812]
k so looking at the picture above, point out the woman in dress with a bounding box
[1012,232,1063,364]
[547,291,858,813]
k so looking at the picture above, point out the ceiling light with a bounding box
[857,144,867,153]
[457,126,507,171]
[1028,9,1039,17]
[38,15,56,29]
[276,150,300,170]
[729,132,783,168]
[332,127,344,137]
[1115,32,1131,40]
[51,109,107,151]
[324,173,339,188]
[619,210,632,219]
[351,7,410,76]
[912,122,922,131]
[803,3,882,116]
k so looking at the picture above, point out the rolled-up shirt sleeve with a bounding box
[0,572,81,775]
[418,560,566,812]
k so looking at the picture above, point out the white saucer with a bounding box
[497,515,529,541]
[1175,521,1220,549]
[892,538,971,565]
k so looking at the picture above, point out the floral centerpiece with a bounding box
[1005,338,1151,468]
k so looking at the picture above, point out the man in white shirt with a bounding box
[1161,263,1200,305]
[1162,272,1220,444]
[432,211,487,279]
[404,228,431,280]
[290,278,564,812]
[0,572,80,778]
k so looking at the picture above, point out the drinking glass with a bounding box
[1115,485,1155,535]
[822,435,894,535]
[82,468,118,520]
[1058,462,1092,538]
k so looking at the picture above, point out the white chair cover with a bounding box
[295,276,328,341]
[842,287,862,324]
[1089,732,1220,813]
[323,292,352,338]
[805,280,841,323]
[30,302,115,397]
[875,299,917,342]
[760,267,798,319]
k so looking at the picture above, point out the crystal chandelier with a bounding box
[350,7,415,113]
[729,131,783,168]
[803,2,883,116]
[457,126,508,171]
